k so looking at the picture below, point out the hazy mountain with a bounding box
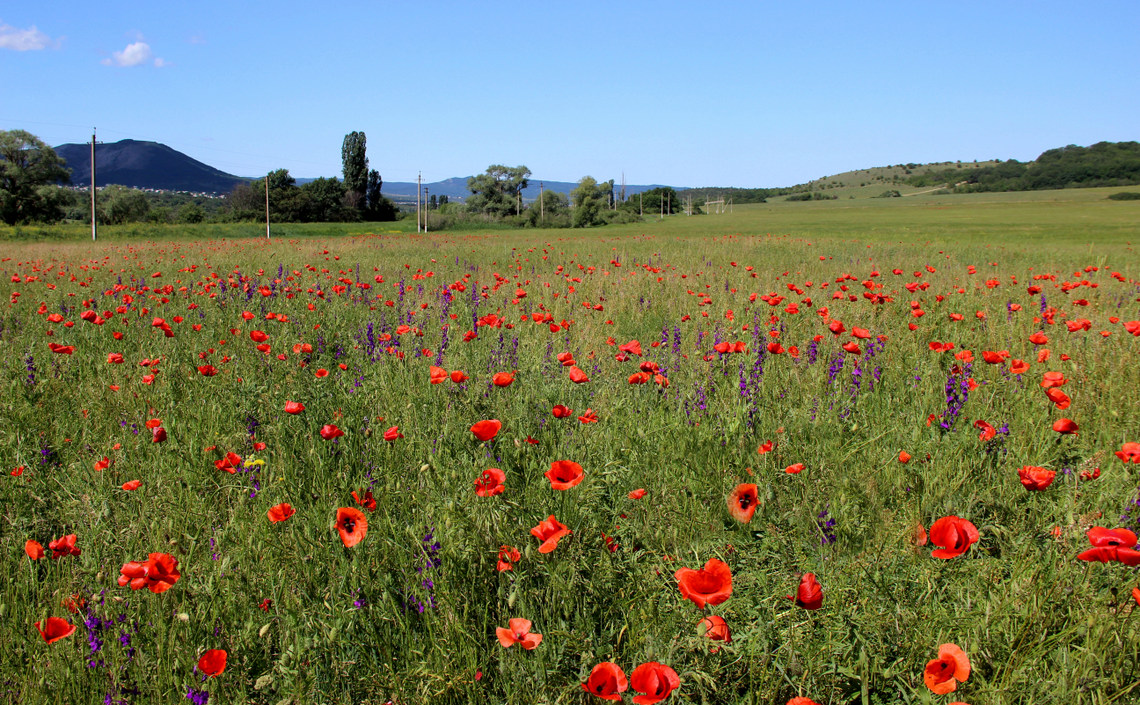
[54,139,246,194]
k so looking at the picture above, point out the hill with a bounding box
[54,139,246,194]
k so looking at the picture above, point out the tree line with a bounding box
[906,142,1140,192]
[0,129,399,226]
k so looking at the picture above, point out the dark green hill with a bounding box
[54,139,246,194]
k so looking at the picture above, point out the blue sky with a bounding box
[2,2,1137,187]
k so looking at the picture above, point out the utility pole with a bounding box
[639,192,643,217]
[90,129,97,241]
[424,187,429,233]
[265,175,270,240]
[539,182,544,225]
[416,172,422,233]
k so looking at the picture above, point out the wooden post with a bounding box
[416,173,422,233]
[539,182,544,225]
[424,187,429,233]
[90,130,96,241]
[265,175,270,239]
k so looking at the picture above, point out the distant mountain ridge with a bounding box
[54,139,246,194]
[53,139,677,200]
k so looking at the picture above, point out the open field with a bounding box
[2,190,1140,704]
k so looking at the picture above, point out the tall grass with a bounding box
[2,196,1139,704]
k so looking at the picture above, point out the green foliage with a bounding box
[0,129,72,225]
[571,176,616,227]
[102,185,151,224]
[908,141,1140,192]
[524,190,570,228]
[467,165,531,218]
[623,187,682,215]
[1107,191,1140,200]
[341,131,369,209]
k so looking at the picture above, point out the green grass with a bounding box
[2,192,1139,704]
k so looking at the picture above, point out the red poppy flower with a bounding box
[314,368,329,378]
[726,483,759,523]
[429,365,447,384]
[1009,358,1029,375]
[198,649,227,678]
[924,643,970,694]
[619,340,643,356]
[545,460,584,490]
[383,426,403,442]
[107,352,124,364]
[629,662,681,705]
[35,617,76,644]
[48,342,75,354]
[450,370,468,383]
[929,516,979,559]
[250,330,268,343]
[336,507,368,547]
[1044,388,1071,409]
[118,552,181,593]
[629,488,647,500]
[582,662,629,701]
[569,366,590,383]
[470,419,502,441]
[786,699,822,705]
[48,534,80,559]
[284,400,305,414]
[497,545,521,572]
[320,424,344,440]
[973,419,996,441]
[1040,371,1066,388]
[1133,588,1140,606]
[1052,418,1078,435]
[267,503,295,523]
[11,465,25,476]
[530,515,571,553]
[1115,442,1140,464]
[757,440,774,454]
[698,615,732,643]
[1017,466,1055,491]
[898,451,912,464]
[785,463,805,475]
[496,617,542,649]
[351,488,376,511]
[491,371,516,387]
[552,404,573,418]
[1077,526,1140,566]
[197,364,218,377]
[151,426,167,443]
[577,408,599,424]
[674,558,733,608]
[25,539,44,560]
[214,452,242,473]
[475,468,506,497]
[792,573,823,610]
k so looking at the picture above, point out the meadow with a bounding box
[2,188,1140,705]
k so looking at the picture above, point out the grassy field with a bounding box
[2,190,1139,704]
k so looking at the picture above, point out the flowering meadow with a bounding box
[3,201,1140,704]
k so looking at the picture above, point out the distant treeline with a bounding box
[681,187,793,204]
[906,141,1140,192]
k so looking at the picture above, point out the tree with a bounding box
[341,131,368,211]
[103,185,150,224]
[466,165,531,218]
[571,176,607,227]
[301,177,353,222]
[524,189,569,227]
[0,129,71,225]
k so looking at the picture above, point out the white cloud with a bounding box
[102,40,164,67]
[0,21,56,50]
